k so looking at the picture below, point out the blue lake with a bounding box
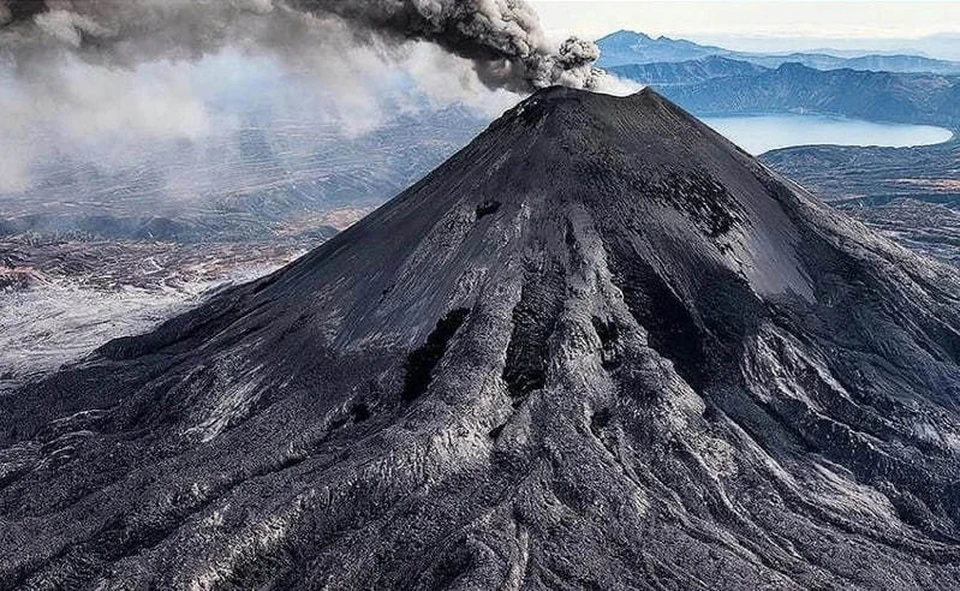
[700,113,954,155]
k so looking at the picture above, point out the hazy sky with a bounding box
[532,1,960,54]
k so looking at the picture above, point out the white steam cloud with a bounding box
[0,0,635,194]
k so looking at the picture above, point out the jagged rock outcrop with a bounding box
[3,87,960,590]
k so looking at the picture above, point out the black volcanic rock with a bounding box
[4,88,960,589]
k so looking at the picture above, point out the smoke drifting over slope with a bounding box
[0,0,603,92]
[0,1,636,194]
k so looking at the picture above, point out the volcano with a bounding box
[3,88,960,589]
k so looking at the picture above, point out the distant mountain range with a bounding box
[697,32,960,63]
[607,50,960,129]
[596,30,730,67]
[608,56,768,87]
[597,30,960,75]
[646,62,960,128]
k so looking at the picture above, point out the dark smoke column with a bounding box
[0,0,604,93]
[289,0,603,91]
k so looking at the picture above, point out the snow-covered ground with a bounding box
[0,241,307,393]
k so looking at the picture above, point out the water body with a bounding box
[702,113,954,155]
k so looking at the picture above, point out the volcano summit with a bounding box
[3,88,960,589]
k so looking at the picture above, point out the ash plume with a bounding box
[0,0,604,92]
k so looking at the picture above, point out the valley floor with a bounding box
[762,133,960,264]
[0,207,373,392]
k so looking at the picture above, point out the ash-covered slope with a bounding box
[4,88,960,589]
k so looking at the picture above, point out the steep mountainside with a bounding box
[3,88,960,589]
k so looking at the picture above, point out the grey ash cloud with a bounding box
[0,0,603,92]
